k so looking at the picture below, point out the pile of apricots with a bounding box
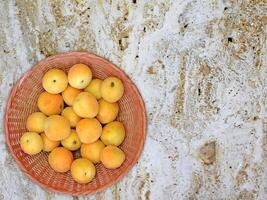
[20,64,126,183]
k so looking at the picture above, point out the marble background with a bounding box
[0,0,266,199]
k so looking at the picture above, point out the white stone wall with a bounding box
[0,0,266,199]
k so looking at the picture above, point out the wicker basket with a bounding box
[4,52,147,195]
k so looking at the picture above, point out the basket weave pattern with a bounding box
[4,52,147,195]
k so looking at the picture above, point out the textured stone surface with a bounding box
[0,0,266,199]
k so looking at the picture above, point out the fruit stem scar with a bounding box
[73,141,77,145]
[110,82,115,87]
[53,79,56,83]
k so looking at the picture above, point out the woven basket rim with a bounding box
[3,51,147,195]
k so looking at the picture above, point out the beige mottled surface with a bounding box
[0,0,266,199]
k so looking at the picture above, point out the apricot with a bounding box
[100,121,125,146]
[68,64,92,89]
[100,145,125,169]
[62,85,82,106]
[20,132,43,155]
[73,92,99,118]
[41,133,60,152]
[26,112,47,133]
[42,69,68,94]
[96,99,119,124]
[48,147,73,173]
[101,77,124,103]
[61,107,81,127]
[81,140,105,163]
[61,130,81,151]
[44,115,71,141]
[84,79,103,100]
[71,158,96,184]
[37,92,63,116]
[76,118,102,144]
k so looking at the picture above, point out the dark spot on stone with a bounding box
[170,85,177,93]
[143,27,146,32]
[135,55,139,58]
[228,37,233,42]
[87,7,90,10]
[224,7,228,11]
[147,66,156,74]
[184,24,188,28]
[133,0,136,3]
[229,166,232,169]
[119,39,122,45]
[253,116,258,121]
[199,141,216,165]
[110,82,115,87]
[198,88,201,96]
